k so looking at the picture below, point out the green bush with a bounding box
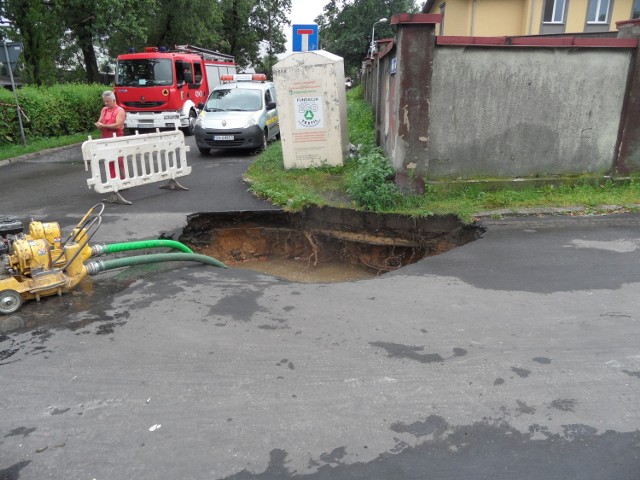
[346,85,377,153]
[346,149,401,211]
[0,84,105,145]
[247,84,403,213]
[343,85,402,211]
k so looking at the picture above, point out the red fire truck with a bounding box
[114,45,236,135]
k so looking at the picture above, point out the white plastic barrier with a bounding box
[82,130,192,205]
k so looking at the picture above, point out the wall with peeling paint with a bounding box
[364,15,640,181]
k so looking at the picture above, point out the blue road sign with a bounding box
[292,24,319,52]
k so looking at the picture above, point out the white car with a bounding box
[194,74,280,155]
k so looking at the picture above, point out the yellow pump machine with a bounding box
[0,204,225,315]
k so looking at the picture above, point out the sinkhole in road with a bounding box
[179,207,485,283]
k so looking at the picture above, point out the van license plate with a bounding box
[214,135,234,141]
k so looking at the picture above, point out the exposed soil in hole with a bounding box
[179,207,485,283]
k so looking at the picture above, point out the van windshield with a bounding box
[115,59,173,87]
[205,88,262,112]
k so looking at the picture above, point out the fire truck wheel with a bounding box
[183,110,197,136]
[198,146,210,155]
[0,289,23,315]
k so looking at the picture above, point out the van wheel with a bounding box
[198,146,210,155]
[182,110,197,136]
[258,129,268,152]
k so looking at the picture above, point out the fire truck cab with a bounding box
[114,45,236,135]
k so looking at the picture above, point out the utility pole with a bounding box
[2,40,26,146]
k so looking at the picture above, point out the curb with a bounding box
[473,204,640,219]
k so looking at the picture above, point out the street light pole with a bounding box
[369,18,388,57]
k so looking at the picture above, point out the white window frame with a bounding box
[543,0,567,24]
[587,0,611,24]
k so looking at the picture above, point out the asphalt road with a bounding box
[1,137,639,479]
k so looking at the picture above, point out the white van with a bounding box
[194,74,279,155]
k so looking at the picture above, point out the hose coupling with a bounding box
[90,244,107,256]
[84,260,106,276]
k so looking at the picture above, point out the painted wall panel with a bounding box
[473,0,527,36]
[430,0,635,35]
[566,0,588,31]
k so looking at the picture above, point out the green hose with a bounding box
[85,252,227,275]
[92,240,193,256]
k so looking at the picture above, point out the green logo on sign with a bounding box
[304,110,314,121]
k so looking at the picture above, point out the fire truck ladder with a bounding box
[173,45,235,63]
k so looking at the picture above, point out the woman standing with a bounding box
[95,90,126,179]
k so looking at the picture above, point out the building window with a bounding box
[543,0,566,23]
[633,0,640,18]
[439,2,446,35]
[587,0,610,23]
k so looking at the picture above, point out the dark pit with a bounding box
[179,206,485,283]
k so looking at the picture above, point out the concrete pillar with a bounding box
[615,19,640,173]
[389,14,440,190]
[273,50,348,169]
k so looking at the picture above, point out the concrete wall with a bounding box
[426,46,630,179]
[364,15,640,182]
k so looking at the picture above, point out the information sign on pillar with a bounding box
[292,24,319,52]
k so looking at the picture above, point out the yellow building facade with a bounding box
[423,0,640,36]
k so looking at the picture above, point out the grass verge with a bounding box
[245,86,639,222]
[0,132,96,162]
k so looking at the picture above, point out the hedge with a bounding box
[0,84,107,146]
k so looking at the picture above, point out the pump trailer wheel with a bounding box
[0,289,23,315]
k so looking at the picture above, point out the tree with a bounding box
[219,0,258,69]
[251,0,291,77]
[256,52,278,77]
[218,0,291,71]
[317,0,419,76]
[1,0,64,84]
[55,0,157,83]
[146,0,225,53]
[251,0,291,70]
